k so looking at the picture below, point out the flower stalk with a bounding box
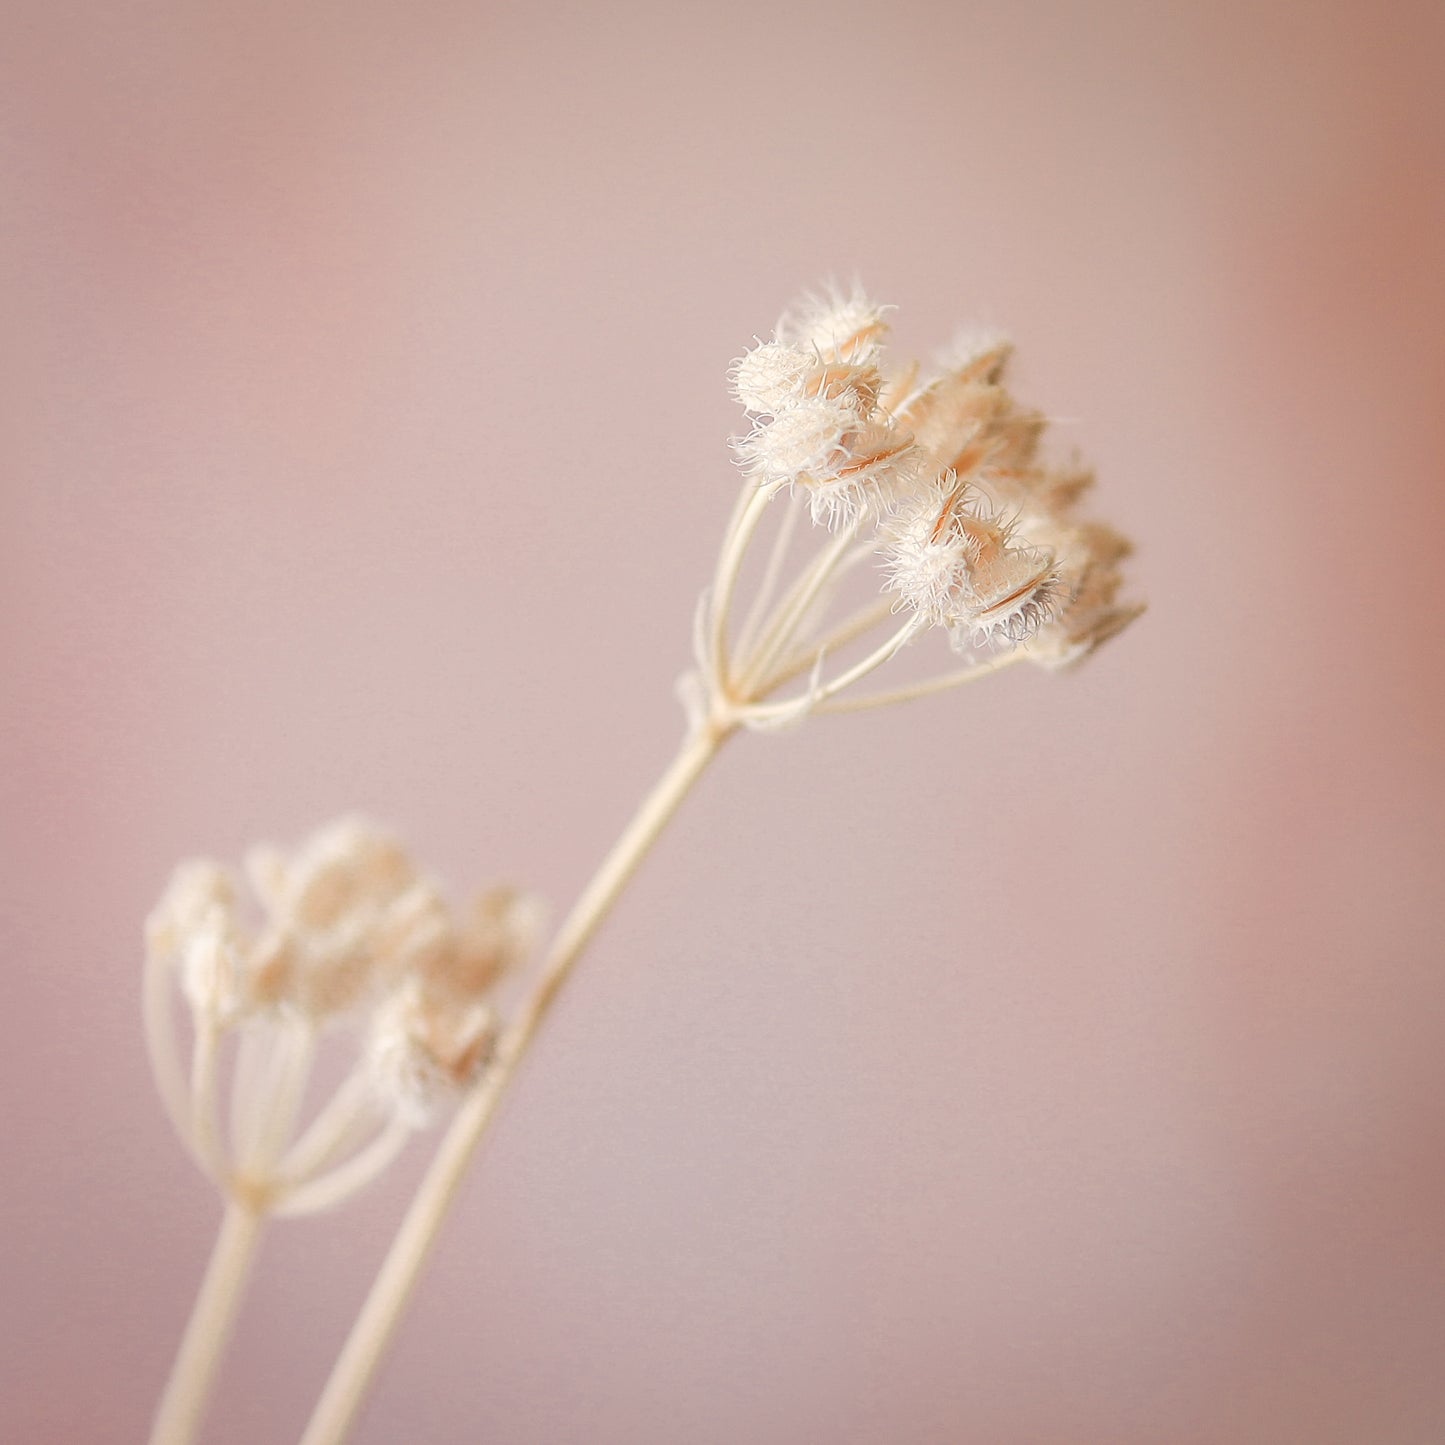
[299,716,732,1445]
[149,1201,265,1445]
[142,821,544,1444]
[144,282,1141,1445]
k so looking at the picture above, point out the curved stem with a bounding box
[738,612,927,724]
[148,1201,266,1445]
[276,1117,412,1218]
[759,594,895,695]
[737,517,862,696]
[255,1019,316,1171]
[280,1062,379,1182]
[299,720,733,1445]
[815,647,1033,714]
[190,1018,225,1176]
[229,1024,272,1172]
[143,951,205,1168]
[734,490,801,660]
[708,481,777,689]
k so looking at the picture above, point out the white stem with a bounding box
[783,540,875,653]
[739,612,927,724]
[229,1024,272,1171]
[761,594,895,694]
[298,721,731,1445]
[708,479,778,688]
[815,647,1033,714]
[734,489,801,660]
[254,1019,317,1176]
[275,1117,413,1218]
[143,952,205,1166]
[190,1018,225,1177]
[280,1062,380,1182]
[148,1201,265,1445]
[738,516,862,695]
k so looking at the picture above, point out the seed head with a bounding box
[237,818,440,1020]
[1020,519,1142,668]
[736,398,918,526]
[730,342,883,417]
[727,285,1141,672]
[952,546,1062,650]
[883,478,1060,648]
[366,979,499,1128]
[147,862,242,1016]
[147,817,541,1034]
[144,818,546,1213]
[776,283,891,364]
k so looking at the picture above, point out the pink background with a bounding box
[4,2,1444,1441]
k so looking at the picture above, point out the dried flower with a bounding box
[731,286,920,528]
[697,284,1141,728]
[143,817,542,1215]
[729,341,882,415]
[776,283,891,363]
[145,282,1143,1445]
[147,861,244,1021]
[1015,517,1141,669]
[366,981,497,1129]
[365,886,543,1124]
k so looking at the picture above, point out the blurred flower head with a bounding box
[144,818,544,1213]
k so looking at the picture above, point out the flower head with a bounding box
[731,287,920,527]
[144,817,544,1214]
[366,981,497,1129]
[882,477,1062,649]
[147,861,244,1020]
[776,283,891,364]
[362,885,543,1123]
[737,396,919,525]
[729,341,881,416]
[705,285,1141,728]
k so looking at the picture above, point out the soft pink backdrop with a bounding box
[4,2,1444,1441]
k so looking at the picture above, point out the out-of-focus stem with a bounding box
[298,719,733,1445]
[143,950,204,1170]
[279,1062,377,1183]
[148,1201,265,1445]
[277,1118,412,1218]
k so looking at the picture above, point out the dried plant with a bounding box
[144,818,541,1444]
[144,285,1140,1445]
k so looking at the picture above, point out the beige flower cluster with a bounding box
[144,817,541,1212]
[730,287,1140,667]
